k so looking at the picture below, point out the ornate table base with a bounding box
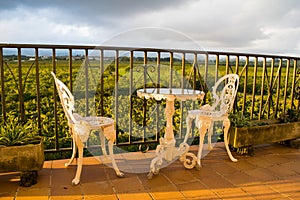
[137,88,204,179]
[147,137,198,179]
[145,96,199,179]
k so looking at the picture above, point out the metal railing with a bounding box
[0,43,299,152]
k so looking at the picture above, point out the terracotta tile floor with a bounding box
[1,142,300,200]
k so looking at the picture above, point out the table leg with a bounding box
[165,99,175,140]
[148,99,176,178]
[162,99,176,161]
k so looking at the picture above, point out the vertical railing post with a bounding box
[52,48,59,150]
[142,51,148,142]
[100,50,104,115]
[259,57,266,120]
[242,57,249,114]
[169,52,173,88]
[115,50,120,143]
[143,51,147,89]
[85,49,89,116]
[69,49,73,92]
[205,53,209,83]
[267,58,275,118]
[179,53,186,138]
[235,55,239,74]
[234,55,239,112]
[129,51,134,143]
[291,59,297,108]
[251,57,258,119]
[18,48,25,121]
[225,55,230,75]
[283,59,290,113]
[181,53,186,88]
[0,47,6,121]
[193,53,198,90]
[215,54,219,82]
[275,59,282,117]
[68,48,74,150]
[35,48,42,135]
[156,52,161,141]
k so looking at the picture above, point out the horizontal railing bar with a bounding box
[0,43,299,60]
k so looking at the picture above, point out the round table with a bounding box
[137,88,205,178]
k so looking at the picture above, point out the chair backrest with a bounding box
[210,74,239,115]
[51,72,78,125]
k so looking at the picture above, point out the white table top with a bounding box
[137,88,205,101]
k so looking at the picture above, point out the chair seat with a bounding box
[188,105,226,118]
[73,113,114,128]
[73,113,116,142]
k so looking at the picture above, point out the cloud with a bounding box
[0,0,300,56]
[251,26,300,56]
[0,0,194,24]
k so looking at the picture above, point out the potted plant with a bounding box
[228,109,300,155]
[0,115,44,187]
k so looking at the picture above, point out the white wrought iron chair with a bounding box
[51,72,124,185]
[184,74,239,168]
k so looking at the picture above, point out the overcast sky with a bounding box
[0,0,300,56]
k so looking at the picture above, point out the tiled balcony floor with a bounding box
[1,142,300,200]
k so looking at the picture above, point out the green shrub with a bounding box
[279,108,300,123]
[0,116,41,146]
[229,112,251,127]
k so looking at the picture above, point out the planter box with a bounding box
[0,140,44,186]
[228,120,300,152]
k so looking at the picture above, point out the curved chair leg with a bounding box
[196,126,206,169]
[72,136,84,185]
[108,140,124,177]
[65,138,77,167]
[207,122,214,150]
[184,114,195,144]
[196,119,211,169]
[223,118,237,162]
[99,132,108,157]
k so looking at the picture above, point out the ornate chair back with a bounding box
[210,74,239,116]
[51,72,78,126]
